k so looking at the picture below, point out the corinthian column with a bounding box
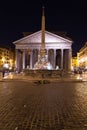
[30,50,33,69]
[68,49,72,71]
[23,49,25,69]
[61,49,63,69]
[54,49,56,69]
[15,49,19,71]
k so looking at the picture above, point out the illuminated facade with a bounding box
[78,42,87,69]
[71,56,79,70]
[13,7,73,72]
[0,47,15,70]
[13,31,73,72]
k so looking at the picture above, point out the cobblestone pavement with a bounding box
[0,81,87,130]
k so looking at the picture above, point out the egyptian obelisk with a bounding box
[40,6,46,57]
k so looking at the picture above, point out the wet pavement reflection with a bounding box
[0,81,87,130]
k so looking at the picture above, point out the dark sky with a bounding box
[0,0,87,55]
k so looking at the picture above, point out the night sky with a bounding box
[0,0,87,55]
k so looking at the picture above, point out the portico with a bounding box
[13,30,72,72]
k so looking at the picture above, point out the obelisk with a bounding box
[40,6,46,57]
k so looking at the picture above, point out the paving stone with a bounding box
[0,81,87,129]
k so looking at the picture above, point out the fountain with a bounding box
[24,7,61,83]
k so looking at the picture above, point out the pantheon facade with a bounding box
[13,30,73,72]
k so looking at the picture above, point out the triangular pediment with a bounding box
[13,30,72,44]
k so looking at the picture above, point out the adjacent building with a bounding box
[0,47,15,71]
[77,42,87,70]
[71,56,79,71]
